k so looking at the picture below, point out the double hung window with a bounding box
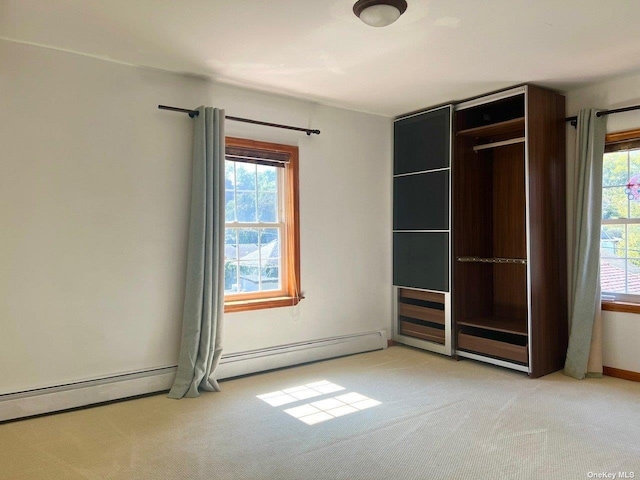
[224,137,301,312]
[601,128,640,311]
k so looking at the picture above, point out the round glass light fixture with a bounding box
[353,0,408,27]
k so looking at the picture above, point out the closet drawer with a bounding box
[398,288,443,304]
[458,332,528,364]
[399,321,445,344]
[399,303,445,325]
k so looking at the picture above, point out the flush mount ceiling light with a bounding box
[353,0,408,27]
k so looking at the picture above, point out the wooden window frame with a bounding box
[224,137,301,313]
[601,128,640,314]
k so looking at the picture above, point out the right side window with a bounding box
[601,129,640,304]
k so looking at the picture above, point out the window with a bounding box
[223,137,301,313]
[601,128,640,312]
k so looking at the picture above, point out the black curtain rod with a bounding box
[158,105,320,136]
[566,104,640,127]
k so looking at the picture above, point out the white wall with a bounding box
[0,40,392,395]
[565,71,640,373]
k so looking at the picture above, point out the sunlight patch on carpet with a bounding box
[257,380,381,425]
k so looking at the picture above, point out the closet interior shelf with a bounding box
[455,117,525,139]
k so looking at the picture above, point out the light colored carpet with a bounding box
[1,345,639,480]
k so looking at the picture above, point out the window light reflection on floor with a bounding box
[256,380,345,407]
[257,381,382,425]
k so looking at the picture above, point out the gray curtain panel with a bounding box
[169,107,225,399]
[564,108,606,380]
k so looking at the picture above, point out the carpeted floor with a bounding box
[1,345,639,479]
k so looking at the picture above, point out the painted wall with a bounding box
[565,71,640,373]
[0,40,392,395]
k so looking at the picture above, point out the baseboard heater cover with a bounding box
[0,330,387,422]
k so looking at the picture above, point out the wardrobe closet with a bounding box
[393,85,568,378]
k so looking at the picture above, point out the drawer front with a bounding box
[399,303,445,325]
[458,332,528,364]
[400,321,445,344]
[398,288,444,304]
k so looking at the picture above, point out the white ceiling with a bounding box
[3,0,640,116]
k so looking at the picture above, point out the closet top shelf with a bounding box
[456,117,525,139]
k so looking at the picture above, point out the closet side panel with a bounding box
[526,86,568,377]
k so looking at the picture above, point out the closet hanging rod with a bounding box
[457,256,527,265]
[157,105,321,136]
[473,137,526,152]
[565,104,640,127]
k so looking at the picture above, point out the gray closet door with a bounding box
[393,106,451,292]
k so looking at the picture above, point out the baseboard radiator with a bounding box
[0,330,387,422]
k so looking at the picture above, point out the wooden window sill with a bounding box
[602,301,640,314]
[225,296,303,313]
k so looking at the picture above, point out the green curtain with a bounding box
[169,107,225,398]
[564,109,606,380]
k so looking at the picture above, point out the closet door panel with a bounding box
[394,108,450,175]
[393,170,449,230]
[393,232,449,291]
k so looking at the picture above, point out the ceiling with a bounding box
[3,0,640,116]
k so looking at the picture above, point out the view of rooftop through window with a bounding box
[224,160,283,295]
[601,146,640,298]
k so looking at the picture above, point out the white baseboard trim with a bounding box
[217,330,387,380]
[0,330,387,422]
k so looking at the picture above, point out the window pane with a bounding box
[601,224,626,294]
[261,265,280,291]
[601,224,640,296]
[259,228,281,291]
[237,192,257,222]
[238,262,260,293]
[601,225,623,259]
[629,149,640,176]
[601,257,626,294]
[225,161,237,222]
[257,165,277,192]
[258,191,277,222]
[627,224,640,261]
[627,259,640,295]
[235,162,256,191]
[225,262,238,294]
[238,228,259,258]
[225,228,238,261]
[602,186,629,219]
[603,152,628,187]
[260,228,280,252]
[225,160,235,187]
[225,190,236,223]
[627,171,640,218]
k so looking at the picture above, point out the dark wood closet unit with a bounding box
[453,85,567,378]
[393,85,567,378]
